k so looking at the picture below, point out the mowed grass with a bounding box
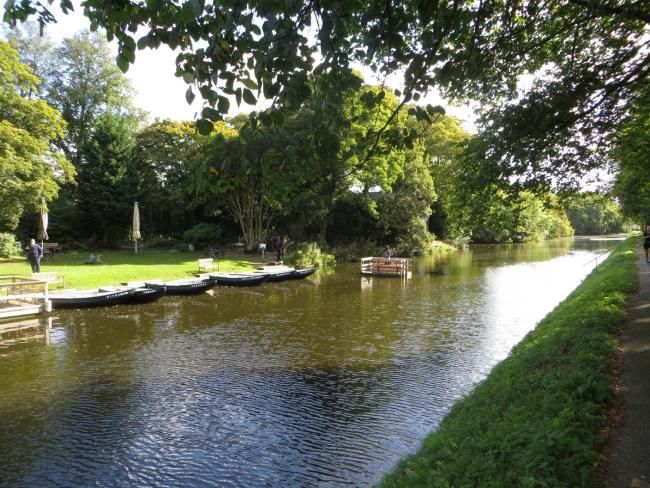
[0,250,259,289]
[377,238,638,488]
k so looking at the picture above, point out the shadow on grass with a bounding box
[40,251,257,269]
[0,258,27,265]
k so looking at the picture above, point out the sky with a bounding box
[1,2,477,131]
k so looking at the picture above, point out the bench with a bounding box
[32,272,65,289]
[198,258,218,273]
[43,243,61,253]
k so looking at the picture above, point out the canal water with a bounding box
[0,237,617,487]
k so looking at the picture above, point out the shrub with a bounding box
[0,233,22,258]
[330,240,383,263]
[144,235,181,249]
[287,242,336,268]
[183,223,223,249]
[393,219,438,256]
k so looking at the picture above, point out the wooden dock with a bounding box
[0,276,52,320]
[361,257,412,278]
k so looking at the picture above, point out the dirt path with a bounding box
[607,247,650,488]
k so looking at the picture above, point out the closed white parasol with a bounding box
[132,201,141,254]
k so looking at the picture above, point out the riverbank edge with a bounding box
[377,237,638,488]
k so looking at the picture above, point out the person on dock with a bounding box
[27,238,43,273]
[383,245,392,263]
[643,225,650,263]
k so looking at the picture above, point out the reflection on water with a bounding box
[0,237,617,487]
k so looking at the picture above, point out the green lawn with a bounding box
[377,237,638,488]
[0,250,261,289]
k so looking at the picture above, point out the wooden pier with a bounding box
[360,257,412,278]
[0,276,51,320]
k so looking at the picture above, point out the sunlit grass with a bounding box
[377,238,638,488]
[0,250,259,289]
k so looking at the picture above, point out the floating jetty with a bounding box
[360,257,412,278]
[0,276,52,320]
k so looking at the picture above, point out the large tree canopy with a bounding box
[4,1,647,186]
[0,40,73,231]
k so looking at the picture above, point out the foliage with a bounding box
[142,235,182,249]
[378,238,638,488]
[392,220,437,257]
[0,233,22,258]
[0,41,73,232]
[613,84,650,220]
[377,137,436,242]
[286,242,336,269]
[5,1,646,187]
[45,31,140,165]
[132,119,233,236]
[443,150,574,243]
[330,240,384,264]
[76,113,138,246]
[182,223,223,249]
[565,192,627,235]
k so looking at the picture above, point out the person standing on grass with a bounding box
[276,234,284,263]
[644,225,650,263]
[27,238,43,273]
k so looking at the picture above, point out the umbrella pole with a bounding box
[135,238,138,255]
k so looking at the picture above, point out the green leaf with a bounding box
[122,47,135,63]
[243,88,256,105]
[182,70,195,83]
[137,36,149,50]
[218,38,230,51]
[217,96,230,113]
[196,118,213,135]
[181,2,195,24]
[241,78,258,90]
[185,86,195,105]
[202,107,221,121]
[190,0,205,16]
[116,54,129,73]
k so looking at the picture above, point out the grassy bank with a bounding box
[0,250,258,289]
[378,238,638,488]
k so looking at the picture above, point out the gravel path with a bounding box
[607,248,650,488]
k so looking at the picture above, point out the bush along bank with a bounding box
[377,238,638,488]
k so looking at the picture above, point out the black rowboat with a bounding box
[208,273,269,286]
[99,286,166,304]
[254,269,296,282]
[289,267,318,280]
[144,278,214,295]
[50,288,136,309]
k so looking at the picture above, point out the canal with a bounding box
[0,237,617,487]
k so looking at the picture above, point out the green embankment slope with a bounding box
[378,238,638,488]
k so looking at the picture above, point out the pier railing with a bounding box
[0,276,51,319]
[360,257,412,277]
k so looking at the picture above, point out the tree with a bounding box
[75,112,137,245]
[4,21,55,98]
[4,0,647,186]
[134,119,236,236]
[0,41,73,231]
[564,192,627,234]
[46,31,139,166]
[196,126,286,247]
[613,84,650,221]
[376,137,437,253]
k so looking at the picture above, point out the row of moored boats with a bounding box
[48,266,317,309]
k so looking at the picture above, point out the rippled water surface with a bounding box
[0,238,616,487]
